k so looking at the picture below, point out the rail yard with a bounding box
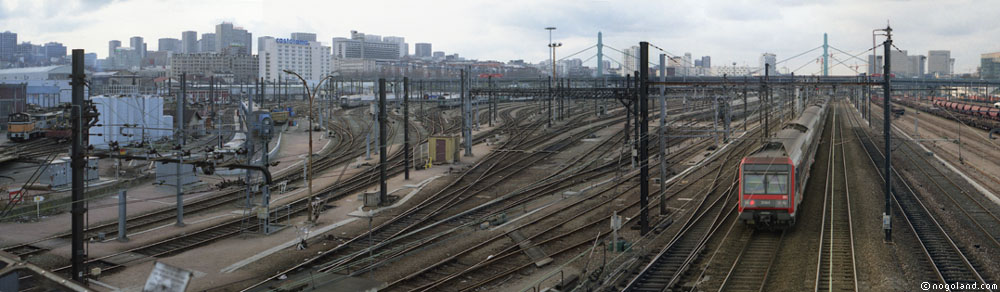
[3,32,1000,292]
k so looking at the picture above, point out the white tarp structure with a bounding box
[89,95,173,149]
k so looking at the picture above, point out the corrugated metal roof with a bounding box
[0,65,70,75]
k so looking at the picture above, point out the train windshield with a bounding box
[742,164,790,195]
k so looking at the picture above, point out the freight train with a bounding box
[738,98,829,228]
[6,110,70,142]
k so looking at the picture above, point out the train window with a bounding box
[743,174,766,194]
[766,174,789,194]
[743,173,789,195]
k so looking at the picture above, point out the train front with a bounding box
[738,156,795,228]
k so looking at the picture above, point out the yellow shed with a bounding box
[428,135,461,164]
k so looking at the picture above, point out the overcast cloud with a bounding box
[1,0,997,75]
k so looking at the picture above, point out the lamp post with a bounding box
[282,70,335,223]
[546,27,561,127]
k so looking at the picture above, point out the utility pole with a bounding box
[70,49,87,282]
[743,76,748,132]
[488,76,494,127]
[881,26,893,242]
[117,146,127,242]
[658,53,667,215]
[378,79,388,204]
[462,70,473,156]
[639,42,650,235]
[764,63,770,139]
[548,76,553,127]
[176,73,186,227]
[403,77,410,180]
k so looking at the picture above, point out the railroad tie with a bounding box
[506,230,553,267]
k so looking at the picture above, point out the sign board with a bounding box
[610,213,622,231]
[33,196,44,203]
[275,38,309,46]
[8,188,22,201]
[142,261,193,292]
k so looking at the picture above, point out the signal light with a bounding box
[750,200,756,206]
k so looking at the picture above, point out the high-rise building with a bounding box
[129,36,145,58]
[908,55,926,77]
[158,38,181,53]
[867,54,884,75]
[332,31,407,61]
[182,31,198,54]
[215,22,252,55]
[432,51,445,58]
[927,50,952,77]
[700,56,711,68]
[0,31,16,62]
[382,36,407,57]
[889,49,910,76]
[759,53,776,76]
[683,52,692,67]
[43,42,66,60]
[290,32,317,42]
[109,40,121,59]
[981,52,1000,80]
[258,35,331,82]
[415,43,432,58]
[199,33,216,53]
[621,45,639,76]
[84,52,97,68]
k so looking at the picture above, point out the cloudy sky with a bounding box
[2,0,998,75]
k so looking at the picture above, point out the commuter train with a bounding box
[738,98,829,228]
[7,111,69,142]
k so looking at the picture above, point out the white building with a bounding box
[621,45,639,77]
[258,36,332,82]
[759,53,777,76]
[927,50,952,77]
[88,95,173,149]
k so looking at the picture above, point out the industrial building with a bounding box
[0,83,26,127]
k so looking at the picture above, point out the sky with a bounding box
[2,0,998,75]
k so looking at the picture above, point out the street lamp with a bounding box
[546,27,561,127]
[545,27,561,78]
[282,69,336,223]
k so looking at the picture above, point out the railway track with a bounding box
[386,128,717,291]
[845,100,993,288]
[243,103,622,290]
[1,108,368,260]
[814,101,858,292]
[15,108,405,283]
[883,111,1000,251]
[617,104,785,292]
[718,230,785,292]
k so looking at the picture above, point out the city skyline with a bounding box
[1,0,999,75]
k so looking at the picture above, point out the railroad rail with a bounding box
[846,100,993,289]
[718,230,785,292]
[388,126,717,291]
[814,102,858,292]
